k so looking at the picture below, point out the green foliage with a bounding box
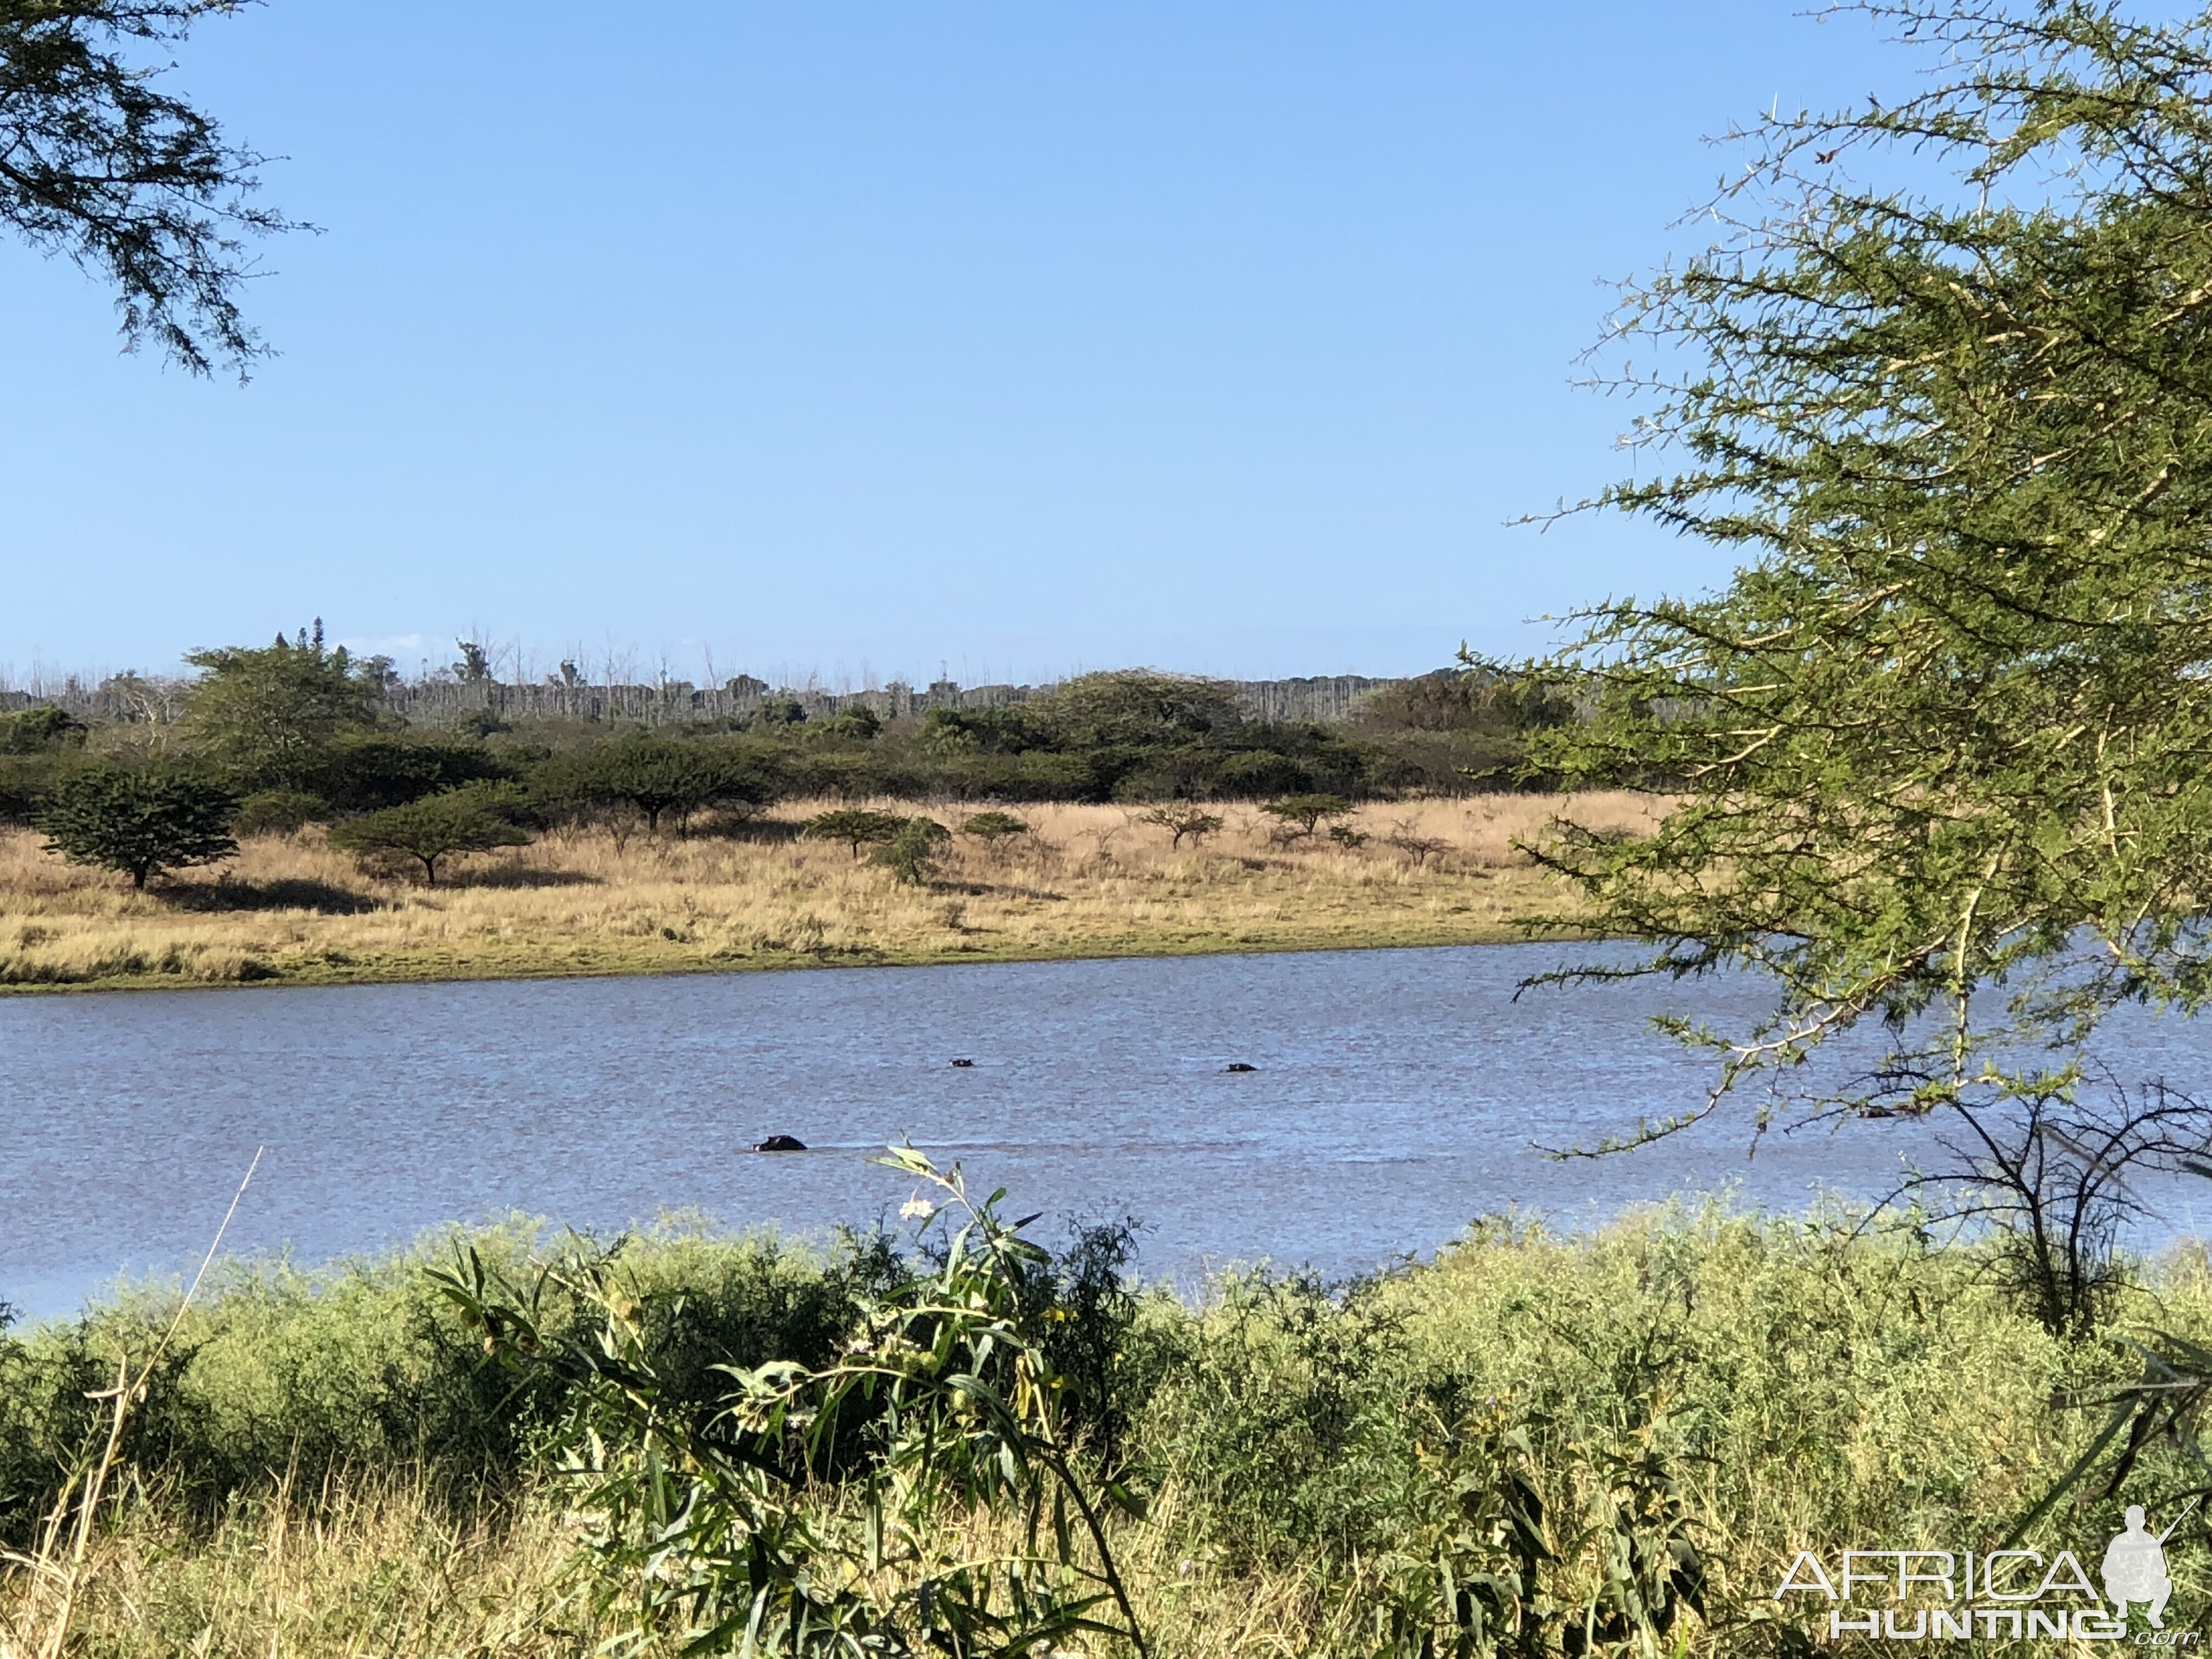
[905,675,1378,803]
[450,706,509,739]
[1354,664,1575,740]
[438,1149,1150,1659]
[1029,670,1245,750]
[803,807,908,857]
[1261,793,1352,839]
[871,816,950,885]
[958,809,1029,844]
[182,631,384,793]
[1137,803,1224,849]
[0,0,298,376]
[230,789,326,836]
[1327,822,1369,849]
[1529,0,2212,1130]
[0,1224,898,1546]
[326,783,531,885]
[1350,662,1578,792]
[536,737,774,834]
[32,765,236,889]
[920,704,1037,755]
[12,1193,2212,1650]
[24,648,1550,817]
[0,706,84,753]
[307,732,510,813]
[0,751,79,825]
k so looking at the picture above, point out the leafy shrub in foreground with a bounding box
[0,1224,899,1545]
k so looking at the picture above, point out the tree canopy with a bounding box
[804,808,907,857]
[1530,0,2212,1133]
[0,0,297,374]
[181,627,383,793]
[538,738,772,835]
[326,783,531,886]
[33,765,235,888]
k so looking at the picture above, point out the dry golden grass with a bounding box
[0,1474,583,1659]
[0,1474,1546,1659]
[0,793,1658,994]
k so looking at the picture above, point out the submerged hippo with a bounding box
[752,1135,808,1153]
[1224,1062,1257,1073]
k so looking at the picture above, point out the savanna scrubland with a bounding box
[0,793,1654,991]
[25,0,2212,1648]
[0,649,1627,990]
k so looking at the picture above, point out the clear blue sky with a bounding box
[2,3,1904,689]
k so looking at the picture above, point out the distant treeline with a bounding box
[0,630,1582,839]
[2,654,1395,730]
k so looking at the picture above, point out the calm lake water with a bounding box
[9,943,2212,1318]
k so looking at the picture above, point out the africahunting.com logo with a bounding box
[1776,1500,2199,1643]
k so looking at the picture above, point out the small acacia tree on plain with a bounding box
[959,810,1029,850]
[1260,794,1351,842]
[33,768,237,889]
[1385,825,1449,868]
[805,808,908,858]
[873,817,951,885]
[329,784,531,885]
[1137,804,1223,850]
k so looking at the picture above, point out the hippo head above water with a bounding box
[752,1135,808,1153]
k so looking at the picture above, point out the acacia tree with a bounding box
[1260,794,1350,841]
[1528,0,2212,1148]
[958,810,1029,848]
[1137,804,1222,850]
[34,766,235,888]
[544,740,770,836]
[873,817,950,884]
[804,807,907,858]
[328,783,530,885]
[0,0,299,375]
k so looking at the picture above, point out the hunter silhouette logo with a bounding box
[2102,1499,2194,1629]
[1775,1503,2200,1642]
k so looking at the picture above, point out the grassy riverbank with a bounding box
[3,1201,2202,1657]
[0,793,1651,992]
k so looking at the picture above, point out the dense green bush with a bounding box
[230,789,328,836]
[31,766,238,888]
[0,751,81,825]
[0,707,85,754]
[871,816,950,884]
[1,661,1585,829]
[307,732,513,813]
[8,1199,2200,1651]
[0,1224,901,1544]
[534,737,775,833]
